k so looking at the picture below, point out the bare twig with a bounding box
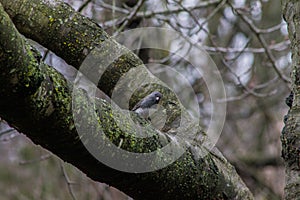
[0,128,15,136]
[175,0,226,35]
[142,0,222,18]
[97,1,129,14]
[42,49,50,62]
[19,154,52,165]
[102,0,222,28]
[228,2,290,85]
[258,22,287,34]
[60,161,78,200]
[217,58,278,103]
[113,0,146,36]
[203,40,290,54]
[0,132,19,142]
[77,0,93,13]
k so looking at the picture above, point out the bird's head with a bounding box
[140,91,162,108]
[152,91,162,104]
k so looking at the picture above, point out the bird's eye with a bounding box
[156,97,160,101]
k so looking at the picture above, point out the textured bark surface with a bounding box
[0,0,143,96]
[0,0,254,199]
[281,0,300,199]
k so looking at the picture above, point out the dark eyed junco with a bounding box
[132,91,162,119]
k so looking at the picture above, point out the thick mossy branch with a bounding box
[0,0,144,97]
[0,5,42,98]
[0,0,184,131]
[0,0,109,68]
[0,2,77,149]
[0,2,253,200]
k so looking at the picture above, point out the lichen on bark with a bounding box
[0,1,254,199]
[281,0,300,199]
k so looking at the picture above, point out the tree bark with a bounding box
[281,1,300,199]
[0,0,253,199]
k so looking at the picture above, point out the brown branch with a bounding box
[60,161,78,200]
[77,0,93,13]
[0,1,254,199]
[228,2,290,85]
[113,0,146,35]
[203,40,290,53]
[102,0,222,27]
[19,154,52,165]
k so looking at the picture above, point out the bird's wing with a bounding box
[132,99,142,111]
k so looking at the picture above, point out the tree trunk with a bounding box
[281,1,300,199]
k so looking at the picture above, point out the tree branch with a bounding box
[0,1,253,199]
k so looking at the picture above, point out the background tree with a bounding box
[0,0,294,199]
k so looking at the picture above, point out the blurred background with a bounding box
[0,0,290,199]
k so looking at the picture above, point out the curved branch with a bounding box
[0,1,253,199]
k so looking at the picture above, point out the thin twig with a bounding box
[19,154,52,165]
[203,40,290,53]
[0,128,15,136]
[77,0,93,13]
[97,1,129,14]
[60,161,78,200]
[258,22,286,34]
[42,49,50,62]
[218,58,278,102]
[173,0,226,36]
[0,132,19,142]
[228,2,291,85]
[113,0,146,36]
[102,0,222,28]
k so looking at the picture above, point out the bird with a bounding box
[132,91,162,119]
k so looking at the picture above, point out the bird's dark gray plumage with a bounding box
[132,91,162,119]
